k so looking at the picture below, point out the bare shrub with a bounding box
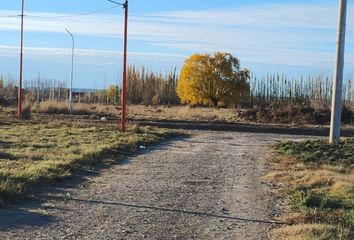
[21,100,32,120]
[152,94,160,106]
[34,101,70,114]
[33,101,118,116]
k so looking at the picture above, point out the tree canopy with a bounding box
[107,85,120,104]
[177,52,250,108]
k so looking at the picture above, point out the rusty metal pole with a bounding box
[18,0,25,117]
[106,0,128,131]
[121,0,128,132]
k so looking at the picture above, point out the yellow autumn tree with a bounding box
[177,52,250,108]
[107,85,120,104]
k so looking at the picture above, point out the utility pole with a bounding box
[122,0,128,132]
[66,29,75,116]
[330,0,347,144]
[107,0,128,132]
[18,0,25,117]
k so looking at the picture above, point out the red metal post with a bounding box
[121,0,128,132]
[18,0,24,117]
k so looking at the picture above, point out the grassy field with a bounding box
[0,122,173,206]
[27,101,354,126]
[128,105,237,122]
[31,102,237,123]
[25,101,336,126]
[32,101,119,116]
[268,139,354,240]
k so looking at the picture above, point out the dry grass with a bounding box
[19,96,32,120]
[32,101,118,116]
[128,105,237,122]
[0,122,173,206]
[271,224,338,240]
[23,101,354,126]
[268,140,354,240]
[20,102,31,120]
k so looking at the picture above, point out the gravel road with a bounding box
[0,131,309,240]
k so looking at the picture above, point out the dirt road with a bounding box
[0,131,309,239]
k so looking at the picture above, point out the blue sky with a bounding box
[1,0,354,88]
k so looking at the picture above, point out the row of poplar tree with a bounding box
[0,66,180,106]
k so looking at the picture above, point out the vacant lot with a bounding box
[25,101,354,127]
[0,131,306,240]
[269,139,354,240]
[0,122,172,205]
[0,105,353,239]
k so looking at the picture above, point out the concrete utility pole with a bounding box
[330,0,347,144]
[18,0,25,117]
[66,29,75,116]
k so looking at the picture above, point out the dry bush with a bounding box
[20,97,32,120]
[236,102,354,125]
[152,94,160,106]
[33,101,118,116]
[21,102,31,120]
[33,101,70,114]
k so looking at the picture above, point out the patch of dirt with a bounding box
[0,131,311,239]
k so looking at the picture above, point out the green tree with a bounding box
[177,52,250,108]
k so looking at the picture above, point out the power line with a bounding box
[0,5,120,20]
[107,0,125,6]
[26,5,120,19]
[0,15,19,18]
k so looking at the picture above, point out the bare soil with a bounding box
[0,131,311,240]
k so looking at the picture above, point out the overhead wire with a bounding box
[0,5,121,20]
[0,15,19,18]
[26,5,121,19]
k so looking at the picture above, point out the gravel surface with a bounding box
[0,131,310,240]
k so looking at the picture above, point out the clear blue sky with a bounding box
[1,0,354,88]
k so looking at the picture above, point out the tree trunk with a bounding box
[211,98,218,109]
